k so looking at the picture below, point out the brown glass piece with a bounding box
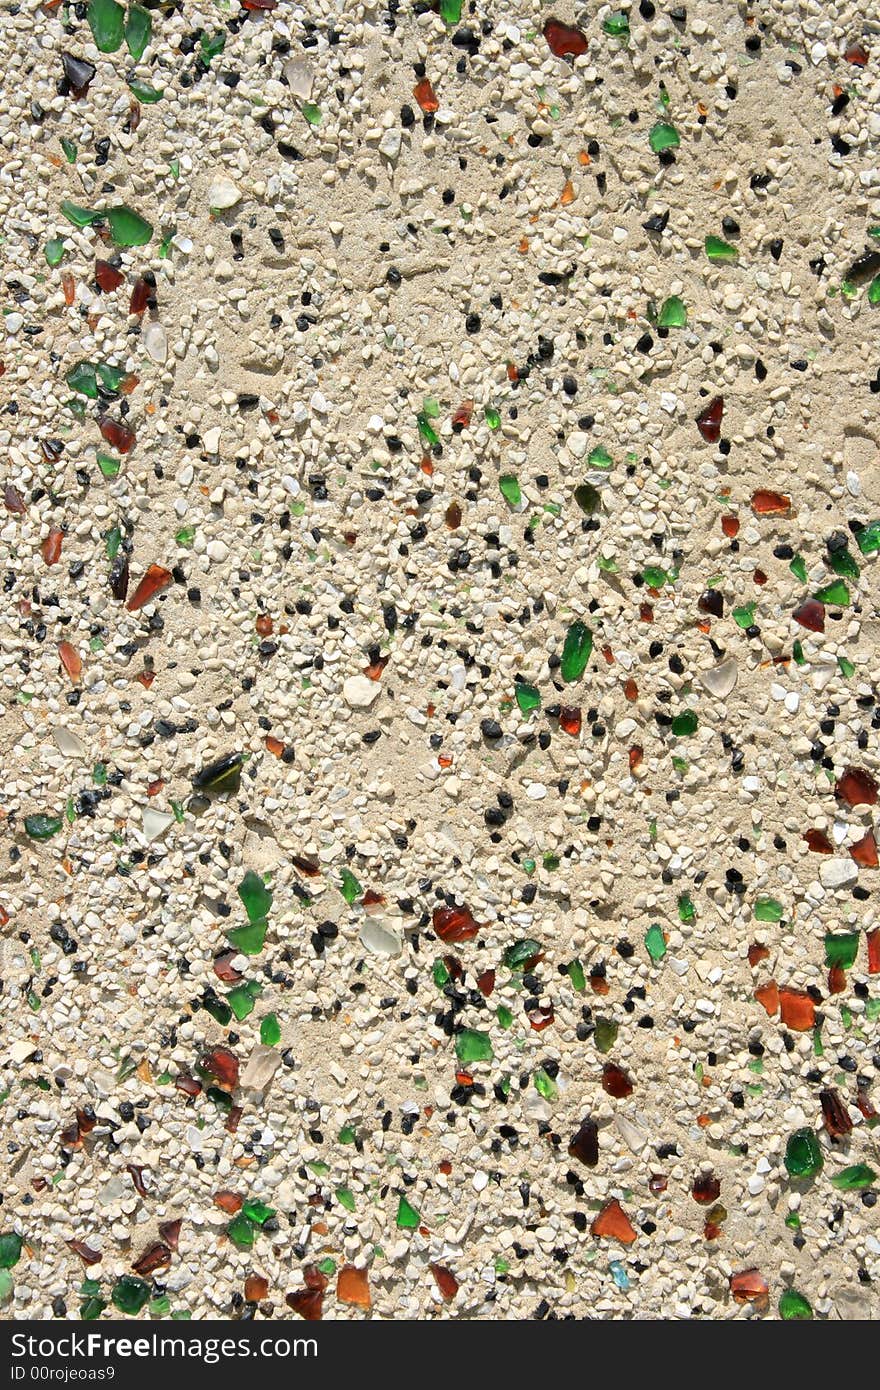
[58,641,82,684]
[793,599,825,632]
[42,528,63,565]
[568,1117,599,1167]
[601,1062,633,1098]
[559,706,581,736]
[126,1164,147,1197]
[214,1191,243,1214]
[337,1264,371,1308]
[850,830,878,867]
[819,1087,853,1139]
[778,987,815,1031]
[691,1172,721,1205]
[543,18,588,56]
[698,589,723,618]
[213,950,242,984]
[4,484,26,514]
[199,1046,239,1092]
[751,489,791,515]
[836,766,878,808]
[695,395,723,442]
[433,903,481,943]
[158,1219,182,1251]
[129,277,151,314]
[590,1198,637,1244]
[729,1268,769,1308]
[95,259,125,292]
[67,1239,102,1265]
[804,828,834,854]
[245,1274,269,1301]
[132,1242,171,1276]
[99,416,136,453]
[430,1264,459,1301]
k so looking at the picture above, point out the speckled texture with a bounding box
[1,0,879,1322]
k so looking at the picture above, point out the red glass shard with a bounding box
[696,395,723,442]
[129,277,151,315]
[804,828,834,854]
[42,528,63,565]
[559,706,581,736]
[601,1062,633,1098]
[543,18,588,57]
[691,1173,721,1205]
[412,79,439,113]
[99,416,136,453]
[430,1264,459,1301]
[751,489,791,516]
[850,831,878,867]
[199,1046,239,1092]
[476,968,495,997]
[793,598,825,632]
[95,259,125,292]
[590,1198,636,1244]
[433,904,481,943]
[836,766,878,808]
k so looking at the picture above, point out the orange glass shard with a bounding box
[337,1265,371,1309]
[751,489,791,515]
[868,929,880,975]
[244,1274,269,1302]
[61,271,76,306]
[412,79,439,113]
[126,564,172,612]
[729,1268,769,1308]
[214,1191,242,1214]
[754,980,779,1016]
[590,1198,636,1244]
[559,706,581,736]
[836,766,878,808]
[827,964,846,995]
[778,987,815,1031]
[748,943,769,967]
[58,641,82,684]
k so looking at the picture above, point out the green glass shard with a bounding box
[226,985,257,1021]
[754,897,783,922]
[514,681,540,714]
[855,520,880,555]
[784,1128,823,1178]
[226,1214,256,1249]
[496,1004,513,1028]
[175,526,195,547]
[705,235,738,263]
[643,565,670,588]
[657,295,687,327]
[594,1016,617,1053]
[824,932,859,969]
[335,1186,355,1212]
[561,621,593,682]
[97,453,121,479]
[45,238,66,267]
[111,1275,150,1315]
[499,474,522,507]
[455,1029,493,1064]
[778,1288,813,1320]
[440,0,462,20]
[533,1067,557,1100]
[838,655,855,679]
[732,602,756,629]
[104,206,153,248]
[339,867,362,904]
[125,4,152,60]
[61,201,100,228]
[432,958,449,988]
[567,959,586,992]
[869,276,880,305]
[239,869,272,923]
[644,924,666,962]
[814,579,850,606]
[301,103,322,126]
[677,891,695,923]
[792,639,805,666]
[200,30,226,65]
[149,1296,170,1317]
[203,995,232,1026]
[485,407,501,430]
[588,444,613,469]
[87,0,125,52]
[396,1195,420,1228]
[66,361,99,398]
[827,544,859,579]
[830,1163,876,1191]
[602,11,630,36]
[24,814,63,841]
[226,920,266,956]
[648,121,680,153]
[242,1198,274,1226]
[416,412,439,447]
[260,1013,281,1047]
[128,80,164,103]
[574,482,600,514]
[503,939,542,970]
[79,1296,106,1320]
[338,1124,356,1143]
[788,555,808,582]
[61,138,77,164]
[0,1234,22,1269]
[671,710,697,736]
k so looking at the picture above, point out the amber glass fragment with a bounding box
[751,489,791,515]
[747,943,769,967]
[445,500,462,529]
[129,276,151,314]
[158,1219,182,1251]
[126,564,172,612]
[476,969,495,997]
[95,259,124,292]
[132,1242,170,1276]
[721,514,739,538]
[430,1263,459,1301]
[42,528,63,565]
[820,1088,853,1140]
[245,1274,269,1301]
[559,706,581,736]
[590,1198,636,1244]
[695,396,723,442]
[692,1173,721,1205]
[214,1191,242,1214]
[844,42,868,65]
[337,1264,371,1308]
[213,950,242,984]
[601,1062,633,1098]
[61,271,76,305]
[868,929,880,975]
[836,766,878,808]
[67,1239,102,1265]
[291,854,320,876]
[286,1287,323,1321]
[827,964,846,995]
[412,79,439,112]
[804,828,834,854]
[543,18,588,56]
[729,1269,769,1308]
[99,416,135,452]
[778,988,815,1031]
[452,400,472,429]
[433,904,480,943]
